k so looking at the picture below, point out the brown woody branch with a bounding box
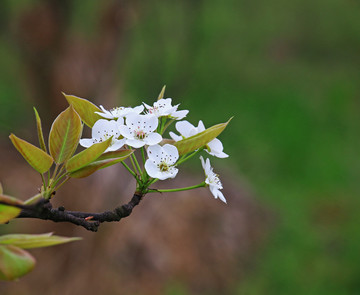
[3,193,143,232]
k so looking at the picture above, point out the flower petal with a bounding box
[207,138,223,153]
[205,158,211,174]
[91,119,120,139]
[175,121,196,137]
[95,105,114,119]
[126,139,145,148]
[145,132,162,146]
[206,138,229,158]
[145,160,160,179]
[167,166,179,178]
[162,144,179,164]
[143,115,158,132]
[208,150,229,158]
[147,144,163,162]
[157,168,178,180]
[132,105,144,114]
[216,190,227,203]
[125,113,140,128]
[200,156,206,171]
[107,139,126,151]
[197,120,206,132]
[169,131,183,142]
[79,138,94,148]
[155,98,172,109]
[116,117,124,125]
[171,110,189,120]
[119,125,134,139]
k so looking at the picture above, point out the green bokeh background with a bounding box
[1,0,360,294]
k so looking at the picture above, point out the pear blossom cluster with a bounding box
[79,94,229,203]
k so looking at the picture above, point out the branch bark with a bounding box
[4,192,143,232]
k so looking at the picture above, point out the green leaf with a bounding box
[9,134,53,173]
[65,137,112,172]
[69,150,133,178]
[33,107,47,152]
[96,149,133,161]
[159,138,176,146]
[173,118,232,155]
[0,233,81,249]
[49,106,83,164]
[0,245,35,281]
[157,85,166,100]
[0,195,22,224]
[63,93,103,128]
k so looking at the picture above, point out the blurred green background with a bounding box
[1,0,360,294]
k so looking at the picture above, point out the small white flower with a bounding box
[79,119,126,152]
[169,120,228,158]
[200,156,226,203]
[119,113,162,148]
[95,105,144,120]
[145,144,179,180]
[143,98,189,120]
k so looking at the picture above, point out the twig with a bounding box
[2,192,144,232]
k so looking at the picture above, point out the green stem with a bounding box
[121,161,137,178]
[146,178,158,186]
[162,119,175,134]
[177,147,205,166]
[50,164,60,183]
[50,173,68,190]
[160,117,166,134]
[53,176,70,192]
[129,153,139,176]
[40,173,46,187]
[132,153,142,178]
[141,147,146,166]
[147,182,206,193]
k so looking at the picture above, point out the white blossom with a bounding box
[200,156,226,203]
[119,113,162,148]
[145,144,179,180]
[143,98,188,120]
[79,119,126,152]
[95,105,144,120]
[169,120,228,158]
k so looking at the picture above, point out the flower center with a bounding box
[208,172,222,187]
[111,107,124,112]
[159,162,169,172]
[135,130,146,139]
[148,106,158,114]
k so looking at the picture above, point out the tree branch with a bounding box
[4,192,144,232]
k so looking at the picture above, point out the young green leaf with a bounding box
[0,233,81,249]
[69,150,133,178]
[65,137,112,172]
[49,106,83,164]
[33,107,47,152]
[9,134,53,173]
[173,118,232,155]
[157,85,166,100]
[0,195,23,224]
[159,138,176,146]
[96,149,133,161]
[0,245,35,281]
[63,93,103,127]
